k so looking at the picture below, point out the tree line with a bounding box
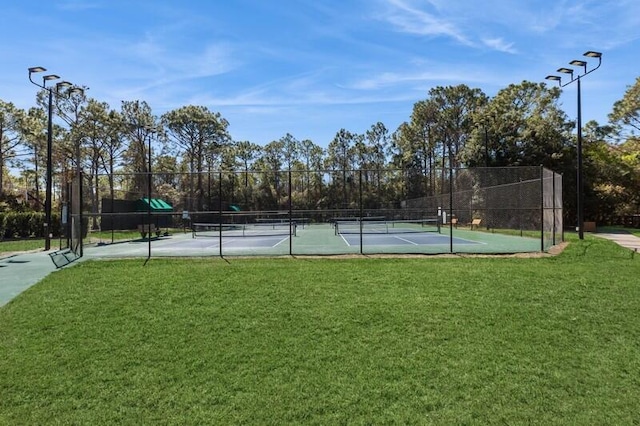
[1,78,640,225]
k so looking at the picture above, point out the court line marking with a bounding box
[272,236,290,247]
[393,235,419,245]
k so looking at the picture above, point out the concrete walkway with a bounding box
[594,232,640,252]
[0,250,59,307]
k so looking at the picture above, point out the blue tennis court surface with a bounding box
[196,235,289,249]
[339,232,481,246]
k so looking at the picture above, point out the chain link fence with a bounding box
[67,166,562,258]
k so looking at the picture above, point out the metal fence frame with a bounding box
[67,166,563,259]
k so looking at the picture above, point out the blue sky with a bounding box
[2,0,639,147]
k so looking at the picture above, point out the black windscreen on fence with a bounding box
[69,166,562,258]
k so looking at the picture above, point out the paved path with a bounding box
[0,250,58,307]
[594,232,640,252]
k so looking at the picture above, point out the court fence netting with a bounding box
[59,166,562,258]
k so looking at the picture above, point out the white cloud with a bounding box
[378,0,472,45]
[482,38,517,54]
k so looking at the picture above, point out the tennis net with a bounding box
[334,218,440,235]
[192,222,297,238]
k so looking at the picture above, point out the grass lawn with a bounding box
[1,235,640,424]
[0,238,45,254]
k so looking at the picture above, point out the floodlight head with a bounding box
[43,74,60,81]
[28,66,46,74]
[69,87,85,96]
[56,81,72,90]
[570,60,587,67]
[557,68,573,75]
[584,51,602,58]
[545,75,562,85]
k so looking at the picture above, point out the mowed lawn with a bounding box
[1,236,640,424]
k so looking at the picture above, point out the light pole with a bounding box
[28,67,82,250]
[545,51,602,240]
[475,121,489,167]
[144,126,155,261]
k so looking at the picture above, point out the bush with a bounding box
[0,212,60,239]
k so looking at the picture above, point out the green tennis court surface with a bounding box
[81,223,543,259]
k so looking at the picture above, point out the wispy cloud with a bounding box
[482,38,517,54]
[378,0,471,45]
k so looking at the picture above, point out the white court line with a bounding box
[272,236,290,247]
[393,235,420,245]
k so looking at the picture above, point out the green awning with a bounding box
[136,198,173,212]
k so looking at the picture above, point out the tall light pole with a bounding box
[144,126,156,261]
[28,67,84,251]
[28,67,74,250]
[545,51,602,240]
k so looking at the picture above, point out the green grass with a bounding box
[0,238,45,254]
[1,235,640,424]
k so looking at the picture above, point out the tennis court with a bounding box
[63,166,561,262]
[79,217,546,260]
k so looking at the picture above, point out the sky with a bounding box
[2,0,639,148]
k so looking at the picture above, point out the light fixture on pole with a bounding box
[28,66,83,251]
[545,51,602,240]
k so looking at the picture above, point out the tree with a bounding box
[14,106,45,206]
[121,100,157,200]
[100,109,127,202]
[406,101,441,194]
[0,101,26,196]
[76,99,113,228]
[580,121,634,222]
[162,105,230,210]
[280,133,299,171]
[610,76,640,137]
[232,140,260,207]
[298,139,324,208]
[463,81,571,169]
[255,139,285,209]
[326,129,357,208]
[428,85,488,168]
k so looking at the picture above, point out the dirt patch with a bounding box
[287,242,570,260]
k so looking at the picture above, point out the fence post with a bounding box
[552,170,556,246]
[540,165,544,252]
[449,161,454,254]
[78,170,84,258]
[219,171,223,258]
[289,170,293,256]
[359,169,363,255]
